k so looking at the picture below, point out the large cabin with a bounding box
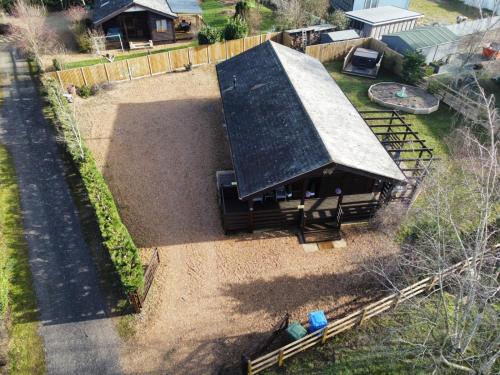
[216,41,433,243]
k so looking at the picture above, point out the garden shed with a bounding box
[331,0,410,12]
[345,6,423,39]
[92,0,202,46]
[320,29,360,43]
[215,41,425,242]
[382,26,460,63]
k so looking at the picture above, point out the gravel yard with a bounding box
[77,65,400,375]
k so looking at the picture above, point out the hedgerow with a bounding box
[42,77,144,293]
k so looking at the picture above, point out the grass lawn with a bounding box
[409,0,485,25]
[201,0,276,31]
[326,61,456,156]
[0,145,45,375]
[63,42,198,70]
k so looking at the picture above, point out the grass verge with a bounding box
[409,0,487,25]
[201,0,275,31]
[326,61,456,156]
[62,42,198,70]
[0,145,45,374]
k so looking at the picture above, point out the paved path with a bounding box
[0,47,122,374]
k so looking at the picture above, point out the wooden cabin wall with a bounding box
[147,13,175,43]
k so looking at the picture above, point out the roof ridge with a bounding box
[268,41,333,164]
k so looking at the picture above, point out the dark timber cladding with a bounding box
[216,42,413,242]
[216,41,406,201]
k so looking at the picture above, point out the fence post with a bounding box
[126,59,132,80]
[358,308,367,326]
[225,41,228,60]
[147,55,153,76]
[188,47,193,65]
[278,349,285,367]
[80,67,88,86]
[103,63,110,83]
[206,45,210,64]
[167,51,173,72]
[243,36,246,51]
[321,327,328,344]
[241,355,252,375]
[55,70,64,89]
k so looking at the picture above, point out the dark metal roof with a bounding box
[216,41,406,200]
[93,0,177,25]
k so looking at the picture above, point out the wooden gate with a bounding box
[128,248,160,313]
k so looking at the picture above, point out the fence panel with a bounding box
[226,38,245,58]
[244,35,262,50]
[190,45,210,65]
[245,247,499,374]
[266,31,283,43]
[83,64,108,86]
[107,60,130,81]
[305,38,370,63]
[128,56,150,78]
[369,39,404,77]
[149,52,170,74]
[209,41,227,62]
[59,68,85,88]
[169,48,190,70]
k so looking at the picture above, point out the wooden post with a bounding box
[278,349,285,367]
[248,200,254,233]
[167,51,173,72]
[321,327,328,344]
[147,55,153,76]
[299,178,309,230]
[225,41,229,60]
[103,63,110,82]
[243,36,246,51]
[426,275,438,292]
[358,308,367,326]
[80,67,88,86]
[188,47,193,65]
[126,59,132,80]
[206,45,210,64]
[55,70,64,89]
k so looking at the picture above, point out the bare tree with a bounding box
[9,0,60,69]
[273,0,329,29]
[370,78,499,373]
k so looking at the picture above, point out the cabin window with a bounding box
[156,19,168,32]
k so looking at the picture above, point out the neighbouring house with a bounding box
[331,0,410,12]
[345,6,423,39]
[215,41,433,242]
[320,29,360,43]
[92,0,202,47]
[382,26,460,63]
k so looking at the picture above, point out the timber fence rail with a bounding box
[244,245,499,374]
[128,248,160,313]
[46,32,283,89]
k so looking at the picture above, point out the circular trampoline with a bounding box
[368,82,439,115]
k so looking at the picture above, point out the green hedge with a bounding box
[42,77,144,293]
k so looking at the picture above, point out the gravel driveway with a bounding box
[77,65,400,375]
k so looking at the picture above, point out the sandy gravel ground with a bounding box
[77,65,400,375]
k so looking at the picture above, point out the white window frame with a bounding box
[156,19,168,33]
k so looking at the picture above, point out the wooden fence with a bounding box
[46,32,283,89]
[305,38,404,77]
[244,245,499,374]
[128,248,160,313]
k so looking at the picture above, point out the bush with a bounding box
[77,85,92,98]
[76,31,92,53]
[198,25,222,45]
[42,77,144,293]
[52,58,63,71]
[235,0,250,18]
[326,10,349,31]
[402,51,425,84]
[223,16,249,40]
